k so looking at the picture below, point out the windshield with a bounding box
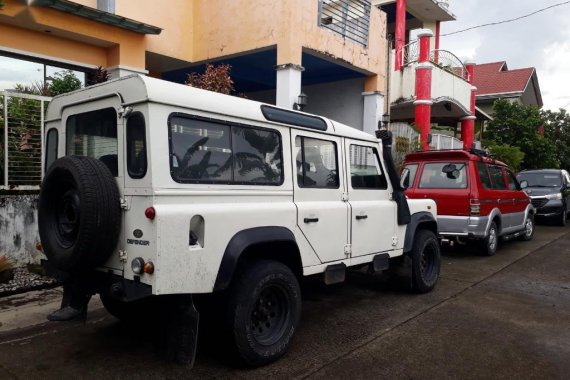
[517,172,562,187]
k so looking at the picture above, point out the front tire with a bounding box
[225,260,301,367]
[519,215,535,241]
[557,207,567,227]
[410,229,441,293]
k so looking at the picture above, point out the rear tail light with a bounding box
[470,198,480,216]
[145,206,156,220]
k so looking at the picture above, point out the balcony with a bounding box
[318,0,372,47]
[389,42,473,124]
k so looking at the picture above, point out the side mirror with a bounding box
[520,180,528,189]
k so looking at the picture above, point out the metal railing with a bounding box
[318,0,371,47]
[402,40,419,67]
[430,49,470,81]
[1,91,51,189]
[400,40,470,82]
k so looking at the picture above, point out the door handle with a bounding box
[356,215,368,220]
[304,217,319,223]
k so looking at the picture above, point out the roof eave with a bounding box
[31,0,162,35]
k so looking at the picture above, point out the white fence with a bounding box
[1,91,51,189]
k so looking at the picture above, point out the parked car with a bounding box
[517,169,570,226]
[38,75,441,368]
[401,149,534,256]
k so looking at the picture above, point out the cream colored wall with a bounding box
[114,0,194,61]
[192,0,387,91]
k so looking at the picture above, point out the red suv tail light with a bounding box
[470,198,480,216]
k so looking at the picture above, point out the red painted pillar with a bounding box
[461,60,477,150]
[394,0,406,71]
[434,21,441,64]
[414,29,434,151]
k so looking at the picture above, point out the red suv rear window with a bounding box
[418,162,468,189]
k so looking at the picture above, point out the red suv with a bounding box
[402,150,534,255]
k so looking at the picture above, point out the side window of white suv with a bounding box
[349,145,387,189]
[295,136,339,188]
[169,114,283,185]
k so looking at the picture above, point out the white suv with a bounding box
[39,75,440,367]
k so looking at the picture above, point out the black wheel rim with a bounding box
[55,188,81,248]
[420,240,438,281]
[250,284,290,346]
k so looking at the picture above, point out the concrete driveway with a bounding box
[0,224,568,379]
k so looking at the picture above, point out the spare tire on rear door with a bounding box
[39,156,121,272]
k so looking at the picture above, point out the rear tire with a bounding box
[225,260,301,367]
[410,229,441,293]
[481,222,498,256]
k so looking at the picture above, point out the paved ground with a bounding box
[0,224,569,379]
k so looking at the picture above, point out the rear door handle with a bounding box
[356,215,368,220]
[304,217,319,223]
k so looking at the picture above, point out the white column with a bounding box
[107,65,149,79]
[275,64,304,109]
[362,91,385,135]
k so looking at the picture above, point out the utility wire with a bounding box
[441,1,570,37]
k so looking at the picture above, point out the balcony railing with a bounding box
[402,40,419,66]
[430,49,470,81]
[318,0,371,47]
[401,42,470,82]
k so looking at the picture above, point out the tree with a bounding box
[86,66,111,86]
[485,99,559,170]
[542,108,570,170]
[186,63,234,95]
[49,70,82,96]
[487,144,525,172]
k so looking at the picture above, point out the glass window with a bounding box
[517,172,562,188]
[232,127,282,185]
[419,162,468,189]
[126,113,147,179]
[349,145,387,189]
[488,165,507,190]
[66,108,118,176]
[402,164,419,189]
[295,136,339,188]
[169,115,283,185]
[45,128,58,172]
[476,162,493,189]
[506,171,519,190]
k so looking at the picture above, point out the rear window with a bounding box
[419,162,468,189]
[66,108,118,176]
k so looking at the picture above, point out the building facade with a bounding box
[1,0,389,133]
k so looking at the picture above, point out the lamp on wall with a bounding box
[294,93,308,111]
[378,113,390,129]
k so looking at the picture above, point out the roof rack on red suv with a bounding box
[402,149,535,256]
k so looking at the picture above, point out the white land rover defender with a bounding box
[39,75,440,367]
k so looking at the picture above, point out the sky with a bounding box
[0,56,85,92]
[440,0,570,111]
